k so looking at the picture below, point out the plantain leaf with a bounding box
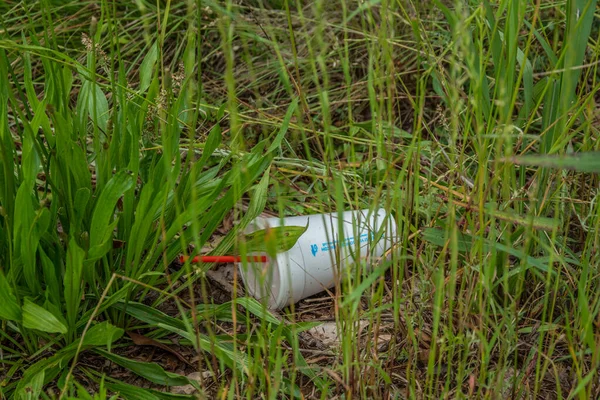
[22,298,67,334]
[0,270,21,322]
[139,42,158,93]
[96,349,199,388]
[39,248,62,312]
[64,239,85,334]
[88,171,134,260]
[0,49,16,224]
[79,321,124,349]
[76,74,109,136]
[105,380,197,400]
[73,187,91,228]
[232,297,280,324]
[15,366,45,400]
[110,301,185,331]
[13,181,40,293]
[156,323,248,373]
[84,81,109,133]
[197,123,222,169]
[15,322,123,398]
[15,351,72,398]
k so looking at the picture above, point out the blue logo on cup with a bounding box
[310,244,318,257]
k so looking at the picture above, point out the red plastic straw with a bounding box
[179,255,268,264]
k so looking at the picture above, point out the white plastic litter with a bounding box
[237,208,397,309]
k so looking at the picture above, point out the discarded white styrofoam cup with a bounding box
[237,208,397,309]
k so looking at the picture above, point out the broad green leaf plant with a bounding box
[0,20,279,397]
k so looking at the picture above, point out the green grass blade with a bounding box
[510,152,600,173]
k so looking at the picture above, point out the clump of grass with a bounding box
[1,0,599,399]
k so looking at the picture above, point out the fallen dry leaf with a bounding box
[128,331,192,366]
[170,371,213,395]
